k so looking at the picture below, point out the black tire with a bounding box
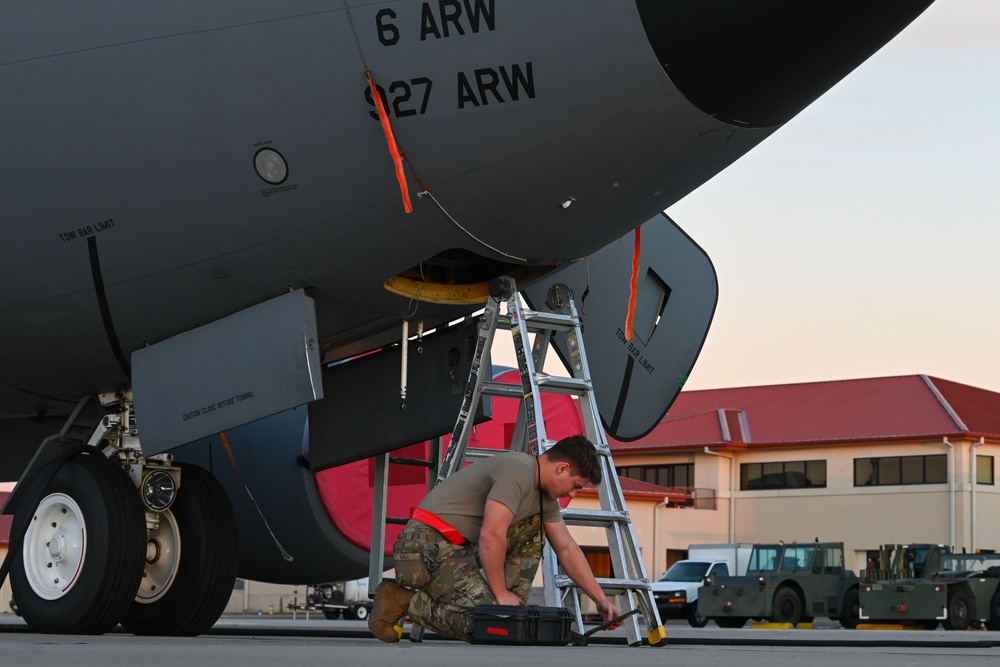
[942,589,975,631]
[715,617,747,629]
[772,587,804,625]
[354,604,370,621]
[10,453,145,634]
[324,609,341,620]
[839,588,861,629]
[687,604,709,628]
[119,463,237,636]
[986,591,1000,631]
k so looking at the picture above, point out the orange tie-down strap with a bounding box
[366,69,412,213]
[624,225,641,341]
[410,507,467,545]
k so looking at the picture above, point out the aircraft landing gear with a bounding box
[8,392,237,636]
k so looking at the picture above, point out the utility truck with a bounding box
[859,547,1000,630]
[698,541,860,628]
[651,543,752,627]
[288,577,373,620]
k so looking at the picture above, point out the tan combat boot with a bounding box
[368,581,416,642]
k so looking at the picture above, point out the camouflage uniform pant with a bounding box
[398,515,543,643]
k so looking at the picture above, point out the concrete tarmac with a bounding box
[2,616,1000,666]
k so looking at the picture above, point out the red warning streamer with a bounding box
[366,70,412,213]
[624,226,641,341]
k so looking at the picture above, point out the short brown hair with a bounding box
[544,434,602,485]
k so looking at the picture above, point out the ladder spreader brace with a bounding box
[370,276,666,646]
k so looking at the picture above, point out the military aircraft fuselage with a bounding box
[1,1,935,420]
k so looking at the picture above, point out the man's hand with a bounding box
[596,599,623,630]
[492,589,522,606]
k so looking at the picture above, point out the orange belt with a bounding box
[410,507,466,545]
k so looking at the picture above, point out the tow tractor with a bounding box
[860,549,1000,630]
[698,541,860,628]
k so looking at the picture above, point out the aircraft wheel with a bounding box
[354,604,370,621]
[942,589,975,631]
[771,587,804,625]
[714,617,747,629]
[120,463,237,636]
[10,452,146,634]
[839,588,861,629]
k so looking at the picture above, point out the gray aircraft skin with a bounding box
[0,1,934,637]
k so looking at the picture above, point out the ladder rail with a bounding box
[436,295,502,483]
[505,289,548,456]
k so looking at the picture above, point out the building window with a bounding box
[581,547,612,578]
[854,454,947,486]
[978,455,994,485]
[616,463,693,488]
[739,460,826,490]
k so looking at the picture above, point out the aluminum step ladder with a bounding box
[437,276,666,647]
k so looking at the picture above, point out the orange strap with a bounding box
[410,507,466,545]
[366,70,413,213]
[624,226,641,340]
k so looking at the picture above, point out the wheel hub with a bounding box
[23,493,86,600]
[135,510,181,603]
[47,533,67,561]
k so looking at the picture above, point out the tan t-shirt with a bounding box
[416,451,563,542]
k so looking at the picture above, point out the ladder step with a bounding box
[500,310,579,332]
[480,376,591,397]
[535,375,590,395]
[554,575,651,591]
[560,508,629,527]
[464,447,501,460]
[480,381,525,398]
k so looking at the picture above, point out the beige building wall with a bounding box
[571,437,1000,581]
[223,580,312,615]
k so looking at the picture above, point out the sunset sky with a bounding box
[668,0,999,393]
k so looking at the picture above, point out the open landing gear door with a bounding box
[523,213,717,441]
[133,289,324,455]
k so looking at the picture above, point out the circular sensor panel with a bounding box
[254,147,288,184]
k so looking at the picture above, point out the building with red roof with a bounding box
[597,375,1000,578]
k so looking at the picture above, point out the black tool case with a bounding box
[472,605,573,646]
[531,606,574,645]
